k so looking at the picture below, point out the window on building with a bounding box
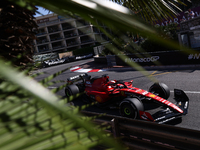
[50,33,62,41]
[189,31,200,49]
[48,25,60,33]
[52,41,63,49]
[38,45,49,52]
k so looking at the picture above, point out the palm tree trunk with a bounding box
[0,0,38,69]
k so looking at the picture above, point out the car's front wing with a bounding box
[139,89,189,124]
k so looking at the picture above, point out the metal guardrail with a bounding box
[81,110,200,150]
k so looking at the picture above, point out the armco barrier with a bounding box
[82,110,200,150]
[115,51,200,66]
[94,56,107,64]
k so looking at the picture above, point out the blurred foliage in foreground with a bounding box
[0,59,125,149]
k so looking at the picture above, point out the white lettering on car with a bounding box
[184,101,188,109]
[142,91,148,95]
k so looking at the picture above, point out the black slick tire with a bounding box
[120,98,144,119]
[149,82,170,100]
[65,84,79,97]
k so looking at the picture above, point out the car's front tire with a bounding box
[120,98,144,119]
[149,82,170,100]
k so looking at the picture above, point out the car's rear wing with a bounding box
[67,73,90,83]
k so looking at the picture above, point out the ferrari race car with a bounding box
[65,73,189,124]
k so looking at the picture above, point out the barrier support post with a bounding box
[111,118,120,137]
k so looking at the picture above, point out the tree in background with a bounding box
[115,0,186,24]
[0,0,38,69]
[141,23,179,52]
[107,0,193,54]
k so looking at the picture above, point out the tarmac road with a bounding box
[34,58,200,131]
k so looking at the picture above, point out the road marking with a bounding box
[149,71,172,77]
[48,87,57,89]
[153,72,172,76]
[170,90,200,94]
[150,71,157,76]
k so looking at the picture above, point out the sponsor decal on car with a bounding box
[136,89,142,93]
[69,74,85,80]
[184,101,188,109]
[158,117,176,124]
[149,94,156,98]
[154,116,165,121]
[142,91,148,95]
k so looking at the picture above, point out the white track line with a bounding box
[170,90,200,94]
[48,87,57,89]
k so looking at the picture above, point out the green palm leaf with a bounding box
[0,59,124,149]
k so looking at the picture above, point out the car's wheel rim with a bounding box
[66,89,70,97]
[124,108,131,115]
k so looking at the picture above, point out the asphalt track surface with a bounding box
[34,58,200,131]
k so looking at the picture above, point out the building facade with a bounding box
[33,14,110,55]
[178,15,200,50]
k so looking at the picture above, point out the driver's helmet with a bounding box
[107,80,116,85]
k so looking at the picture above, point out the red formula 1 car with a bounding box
[65,73,189,124]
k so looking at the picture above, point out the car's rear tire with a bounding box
[149,82,170,100]
[120,98,144,119]
[65,84,80,97]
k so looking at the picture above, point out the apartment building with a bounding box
[33,14,110,55]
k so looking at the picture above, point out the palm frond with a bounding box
[0,58,124,149]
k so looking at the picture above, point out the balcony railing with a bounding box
[38,48,49,52]
[52,45,65,49]
[66,41,79,46]
[46,19,59,25]
[62,26,74,30]
[38,23,46,26]
[36,32,47,36]
[78,30,92,35]
[60,17,75,22]
[76,22,90,27]
[48,28,61,33]
[93,30,100,33]
[50,37,63,41]
[64,33,77,38]
[37,39,49,44]
[81,39,94,43]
